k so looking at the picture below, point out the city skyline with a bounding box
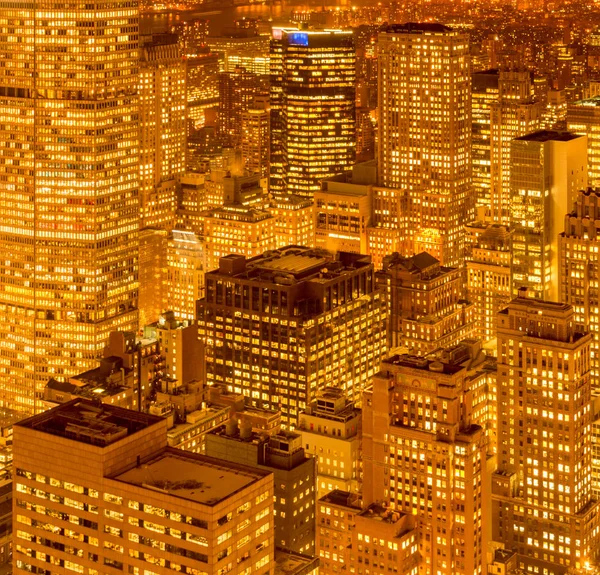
[2,0,600,573]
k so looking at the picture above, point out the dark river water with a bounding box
[141,0,363,34]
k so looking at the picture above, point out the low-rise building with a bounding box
[298,389,361,497]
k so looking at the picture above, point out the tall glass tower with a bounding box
[0,0,140,413]
[269,28,356,200]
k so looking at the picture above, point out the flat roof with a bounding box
[16,399,163,447]
[260,253,329,274]
[274,549,319,575]
[114,450,269,506]
[515,130,580,142]
[572,95,600,106]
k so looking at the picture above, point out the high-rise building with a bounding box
[139,228,168,329]
[317,491,419,575]
[270,28,356,199]
[559,188,600,388]
[490,66,543,224]
[186,52,221,126]
[177,172,208,236]
[241,97,270,179]
[198,247,387,427]
[361,352,489,575]
[203,174,276,272]
[377,24,472,266]
[0,0,140,413]
[376,252,476,353]
[492,292,600,574]
[166,230,205,322]
[139,33,187,230]
[270,196,315,249]
[315,173,372,255]
[207,29,270,76]
[466,223,512,343]
[472,70,500,212]
[13,400,275,575]
[298,388,362,497]
[567,95,600,188]
[206,423,316,555]
[218,66,265,148]
[510,130,588,300]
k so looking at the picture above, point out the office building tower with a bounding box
[139,228,168,328]
[490,66,543,224]
[172,19,209,57]
[492,293,599,574]
[13,400,275,575]
[166,231,205,322]
[317,491,418,575]
[378,24,471,266]
[568,95,600,187]
[376,252,476,353]
[355,107,376,162]
[298,388,361,497]
[218,67,265,148]
[466,223,512,343]
[206,422,316,555]
[0,0,140,413]
[361,353,489,575]
[542,89,568,130]
[315,174,372,255]
[204,206,276,273]
[198,247,387,427]
[270,196,315,249]
[472,70,500,212]
[203,174,276,273]
[510,130,588,300]
[207,29,270,76]
[186,52,221,126]
[242,98,270,179]
[559,188,600,389]
[178,172,209,236]
[139,33,187,230]
[270,28,356,199]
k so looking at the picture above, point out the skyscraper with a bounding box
[376,252,476,353]
[0,0,140,413]
[198,247,387,427]
[567,95,600,188]
[472,70,500,213]
[559,188,600,388]
[242,97,270,178]
[361,352,489,575]
[466,223,512,343]
[139,33,187,230]
[510,130,587,300]
[269,28,356,199]
[377,24,471,266]
[490,66,542,224]
[492,292,599,574]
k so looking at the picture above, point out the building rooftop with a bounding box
[359,503,407,524]
[16,399,164,447]
[572,94,600,106]
[515,130,580,143]
[492,548,516,565]
[274,549,319,575]
[319,489,361,509]
[114,449,270,506]
[210,246,372,283]
[383,354,464,376]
